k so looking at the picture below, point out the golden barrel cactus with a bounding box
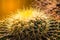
[0,0,60,40]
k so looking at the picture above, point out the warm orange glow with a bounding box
[0,0,33,20]
[1,0,20,15]
[0,0,19,20]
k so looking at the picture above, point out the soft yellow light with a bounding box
[7,8,49,22]
[19,8,33,20]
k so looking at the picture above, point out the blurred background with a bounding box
[0,0,33,20]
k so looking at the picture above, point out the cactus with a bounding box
[0,17,60,40]
[0,0,60,40]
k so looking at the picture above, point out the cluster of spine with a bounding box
[31,0,60,20]
[0,17,60,40]
[0,0,60,40]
